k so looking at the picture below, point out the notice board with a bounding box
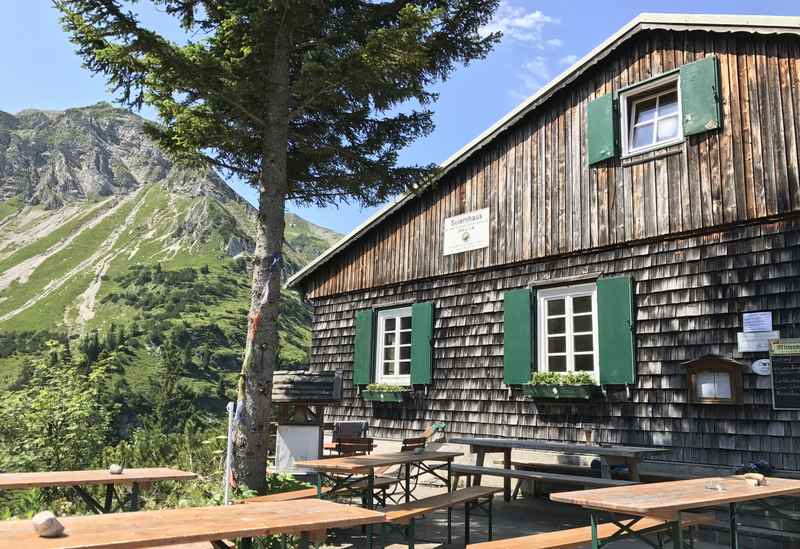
[770,340,800,410]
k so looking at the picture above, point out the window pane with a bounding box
[657,115,679,141]
[383,361,394,375]
[548,336,566,354]
[400,331,411,345]
[574,334,594,352]
[658,91,678,116]
[549,355,567,372]
[634,97,657,124]
[399,361,410,375]
[547,317,565,334]
[384,333,395,346]
[575,354,594,372]
[632,123,654,148]
[573,296,592,314]
[400,346,411,360]
[385,317,396,331]
[547,299,565,316]
[573,314,593,333]
[383,347,395,360]
[400,316,412,330]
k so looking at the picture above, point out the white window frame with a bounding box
[537,283,599,379]
[620,74,683,158]
[374,306,412,385]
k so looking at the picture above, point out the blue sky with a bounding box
[2,1,797,234]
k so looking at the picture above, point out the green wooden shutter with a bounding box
[597,276,636,385]
[410,302,434,385]
[680,56,722,136]
[587,92,617,165]
[503,288,534,385]
[353,309,375,386]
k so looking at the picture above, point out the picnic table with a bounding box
[296,450,461,549]
[551,476,800,549]
[0,468,196,514]
[0,498,385,549]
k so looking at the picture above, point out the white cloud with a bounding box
[482,3,559,43]
[517,56,551,93]
[560,54,579,65]
[545,38,564,48]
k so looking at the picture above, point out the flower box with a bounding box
[361,390,408,403]
[522,384,601,400]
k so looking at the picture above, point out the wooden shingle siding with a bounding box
[303,31,800,299]
[310,216,800,468]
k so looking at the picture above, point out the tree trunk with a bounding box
[232,18,290,494]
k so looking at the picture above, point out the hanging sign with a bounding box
[751,358,771,376]
[743,311,773,333]
[770,340,800,410]
[737,330,780,353]
[443,208,490,256]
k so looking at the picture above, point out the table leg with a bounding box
[447,459,452,543]
[628,459,641,481]
[503,448,512,502]
[590,512,600,549]
[316,472,323,498]
[729,502,739,549]
[367,471,375,549]
[240,538,253,549]
[671,512,683,549]
[103,484,114,513]
[404,462,411,503]
[599,458,612,479]
[299,531,310,549]
[473,448,486,486]
[130,482,140,511]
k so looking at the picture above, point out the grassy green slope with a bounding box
[0,186,339,403]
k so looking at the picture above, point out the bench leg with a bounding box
[465,501,471,545]
[473,449,486,486]
[447,506,452,544]
[298,532,310,549]
[407,518,416,549]
[729,502,739,549]
[590,512,600,549]
[488,495,493,541]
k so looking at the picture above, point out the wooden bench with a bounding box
[466,512,714,548]
[242,475,402,503]
[452,464,637,498]
[381,486,500,548]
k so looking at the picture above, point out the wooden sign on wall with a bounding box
[443,208,489,256]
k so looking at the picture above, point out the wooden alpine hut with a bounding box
[287,14,800,476]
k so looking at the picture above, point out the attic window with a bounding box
[620,76,682,157]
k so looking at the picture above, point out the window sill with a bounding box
[522,384,602,400]
[621,141,684,166]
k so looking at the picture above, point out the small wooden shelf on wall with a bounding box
[684,355,744,405]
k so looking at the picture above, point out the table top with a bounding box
[448,437,671,458]
[0,499,386,549]
[295,450,462,474]
[551,476,800,519]
[0,468,197,490]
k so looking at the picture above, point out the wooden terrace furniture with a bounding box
[465,512,713,549]
[0,499,385,549]
[0,467,196,514]
[242,475,402,503]
[448,436,670,501]
[451,464,637,499]
[381,486,500,548]
[296,450,461,549]
[551,476,800,549]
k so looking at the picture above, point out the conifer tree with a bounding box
[57,0,499,492]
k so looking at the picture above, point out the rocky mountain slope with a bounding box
[0,102,340,398]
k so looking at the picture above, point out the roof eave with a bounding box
[287,13,800,292]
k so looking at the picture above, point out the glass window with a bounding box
[622,78,682,156]
[538,284,598,378]
[375,307,412,385]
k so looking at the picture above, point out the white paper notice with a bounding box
[443,208,490,256]
[743,311,773,333]
[737,330,780,353]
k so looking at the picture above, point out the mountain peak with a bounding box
[0,103,238,208]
